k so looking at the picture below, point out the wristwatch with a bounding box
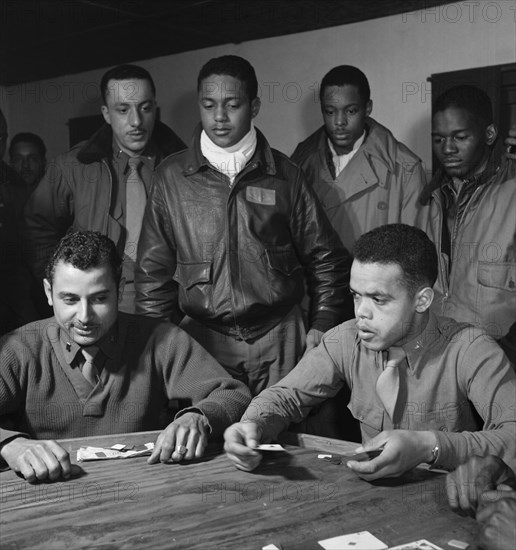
[428,443,439,465]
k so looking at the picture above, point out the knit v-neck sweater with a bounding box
[0,313,251,444]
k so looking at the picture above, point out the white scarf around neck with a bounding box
[200,123,257,186]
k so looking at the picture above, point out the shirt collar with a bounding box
[59,323,118,365]
[327,130,366,159]
[112,139,157,172]
[398,312,441,368]
[441,153,500,201]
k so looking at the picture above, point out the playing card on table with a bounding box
[318,531,388,550]
[77,442,154,461]
[388,540,444,550]
[255,444,286,452]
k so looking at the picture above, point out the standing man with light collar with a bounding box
[23,64,185,314]
[136,55,351,396]
[291,65,427,253]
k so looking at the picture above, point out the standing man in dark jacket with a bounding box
[23,64,185,314]
[419,85,516,365]
[136,55,351,396]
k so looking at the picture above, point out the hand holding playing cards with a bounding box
[476,490,516,550]
[446,455,516,516]
[0,437,72,482]
[224,422,263,471]
[346,429,437,480]
[148,412,210,464]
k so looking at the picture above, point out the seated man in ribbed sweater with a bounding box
[0,231,251,483]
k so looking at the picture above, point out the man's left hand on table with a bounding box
[148,412,210,464]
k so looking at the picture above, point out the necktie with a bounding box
[375,346,406,420]
[81,346,99,387]
[126,157,147,261]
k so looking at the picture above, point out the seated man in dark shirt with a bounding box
[0,231,251,483]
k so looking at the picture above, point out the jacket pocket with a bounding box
[476,262,516,336]
[403,402,469,432]
[173,261,213,316]
[347,394,383,436]
[263,246,304,305]
[265,247,303,276]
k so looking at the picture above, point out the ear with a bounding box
[43,278,53,307]
[101,105,111,125]
[118,277,126,305]
[365,99,373,117]
[485,123,497,146]
[251,97,261,119]
[414,286,434,313]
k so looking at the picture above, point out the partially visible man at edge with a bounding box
[9,131,46,189]
[447,455,516,550]
[419,85,516,365]
[0,109,39,334]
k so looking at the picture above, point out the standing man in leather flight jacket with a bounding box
[136,55,352,395]
[23,64,185,314]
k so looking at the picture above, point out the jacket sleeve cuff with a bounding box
[310,310,340,333]
[0,432,30,471]
[173,407,213,434]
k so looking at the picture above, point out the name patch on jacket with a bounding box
[246,186,276,205]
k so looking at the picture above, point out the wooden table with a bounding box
[0,431,477,550]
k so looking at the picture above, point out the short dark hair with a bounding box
[197,55,258,101]
[320,65,371,104]
[100,64,156,104]
[45,231,123,289]
[433,85,492,127]
[9,132,46,159]
[353,224,437,293]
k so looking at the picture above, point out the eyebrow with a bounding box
[200,94,242,101]
[323,101,360,107]
[57,290,110,298]
[350,286,392,299]
[112,99,154,107]
[431,127,469,136]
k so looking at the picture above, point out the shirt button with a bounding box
[377,201,388,210]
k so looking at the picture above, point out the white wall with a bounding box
[3,1,515,172]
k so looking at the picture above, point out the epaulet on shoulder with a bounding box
[439,319,492,347]
[273,147,299,167]
[155,147,188,171]
[291,130,322,163]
